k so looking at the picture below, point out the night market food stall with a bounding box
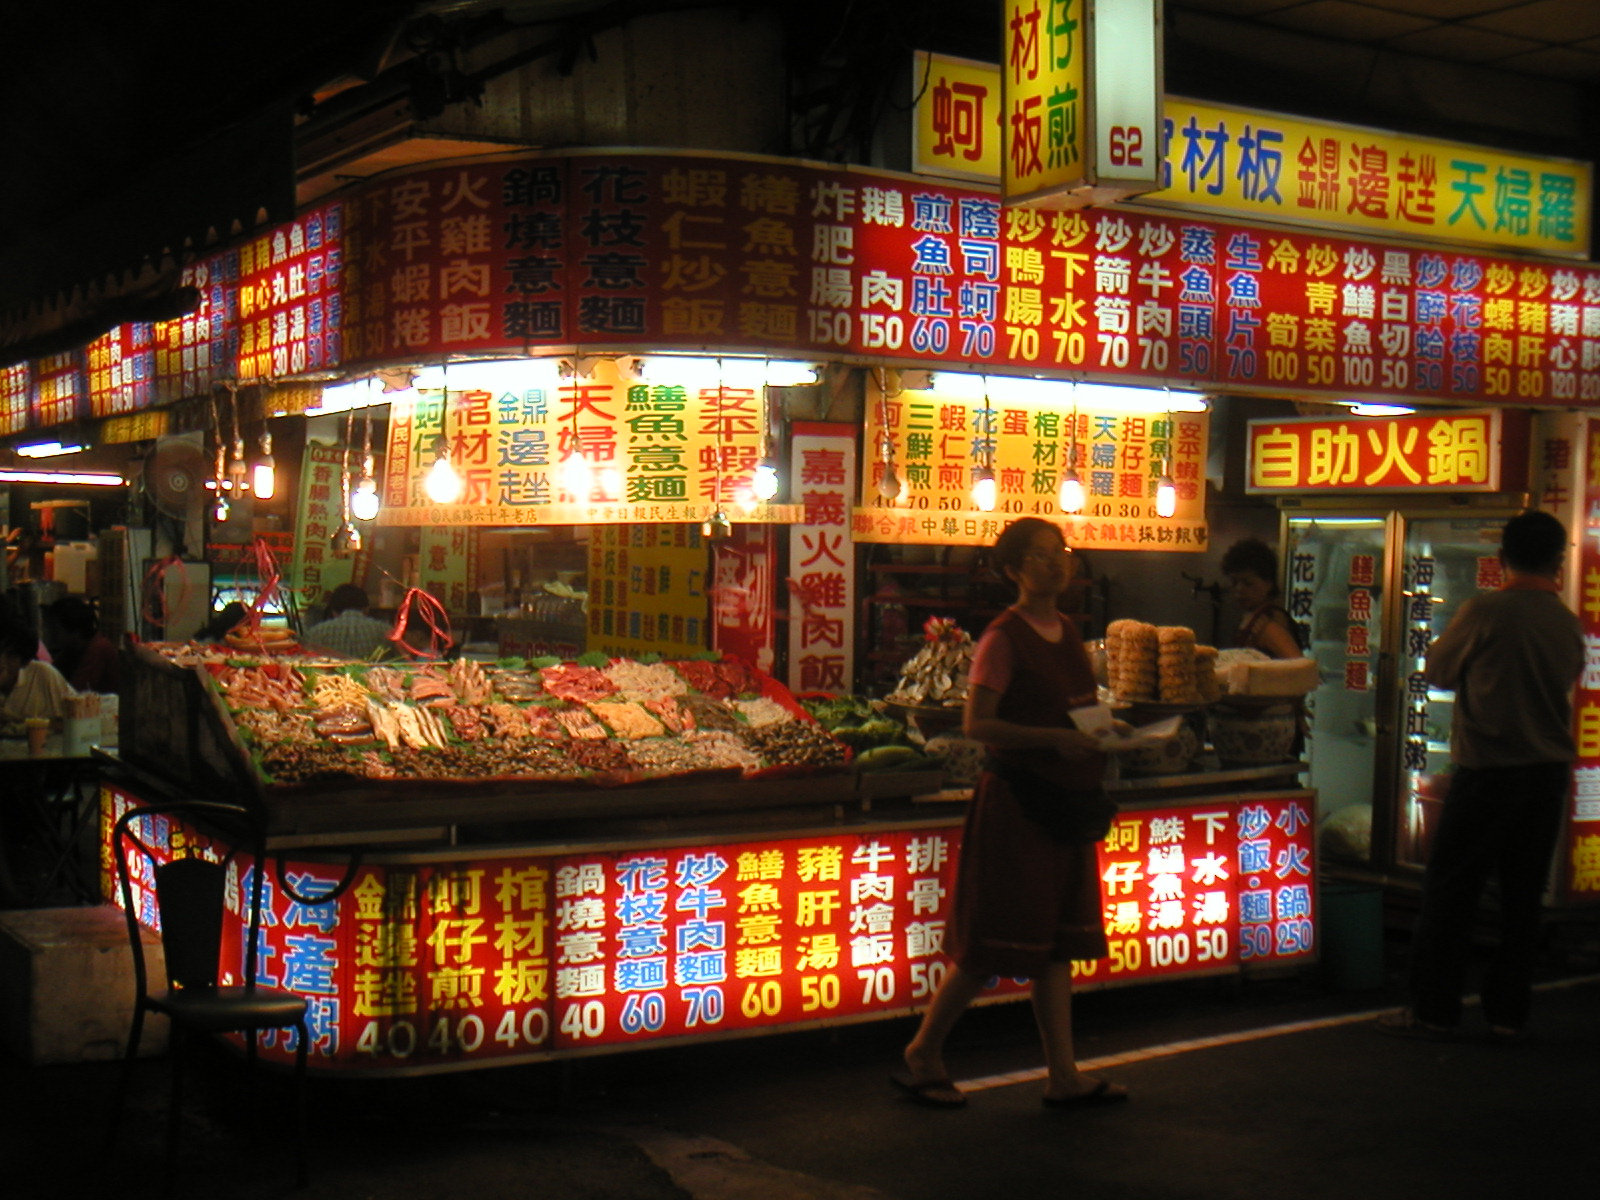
[7,90,1600,1072]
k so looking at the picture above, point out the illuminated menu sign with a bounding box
[1247,409,1511,493]
[857,377,1208,549]
[379,365,799,527]
[153,253,236,404]
[789,422,857,691]
[32,352,85,427]
[86,323,155,417]
[0,363,29,436]
[288,442,357,610]
[589,523,709,657]
[236,200,344,381]
[1568,419,1600,899]
[916,55,1591,262]
[106,787,1315,1073]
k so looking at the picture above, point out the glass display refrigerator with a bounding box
[1281,501,1521,878]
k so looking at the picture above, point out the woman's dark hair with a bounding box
[197,601,249,641]
[50,595,99,637]
[1501,510,1567,573]
[1220,537,1280,582]
[0,620,39,663]
[992,517,1064,579]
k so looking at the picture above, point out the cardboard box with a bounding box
[0,905,168,1064]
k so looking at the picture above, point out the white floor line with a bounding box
[956,972,1600,1094]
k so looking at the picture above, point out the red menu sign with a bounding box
[153,253,237,404]
[106,785,1316,1073]
[236,200,345,381]
[326,152,1600,410]
[86,323,155,417]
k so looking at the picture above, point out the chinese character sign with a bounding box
[86,323,155,418]
[590,523,709,657]
[788,423,857,692]
[378,359,795,527]
[152,253,237,404]
[1002,0,1087,206]
[1248,410,1511,493]
[1566,417,1600,899]
[418,526,478,616]
[856,375,1208,549]
[32,352,84,428]
[236,201,345,381]
[106,787,1316,1072]
[917,59,1591,261]
[289,443,358,610]
[0,363,28,436]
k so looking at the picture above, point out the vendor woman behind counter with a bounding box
[1221,538,1302,660]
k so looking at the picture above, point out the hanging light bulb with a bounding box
[350,475,381,522]
[1155,461,1178,518]
[330,521,362,558]
[424,437,463,503]
[227,435,249,494]
[350,415,379,520]
[971,464,997,512]
[560,451,594,499]
[702,508,733,540]
[251,430,277,500]
[1058,464,1085,514]
[877,459,903,502]
[751,457,780,501]
[212,493,231,522]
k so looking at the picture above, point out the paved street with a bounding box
[4,928,1597,1200]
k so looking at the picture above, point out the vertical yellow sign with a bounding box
[1002,0,1085,205]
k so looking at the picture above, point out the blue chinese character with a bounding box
[615,856,668,892]
[616,925,667,959]
[1238,805,1272,840]
[282,932,339,994]
[1240,889,1272,924]
[284,872,340,932]
[676,920,726,953]
[675,852,729,889]
[1274,802,1311,838]
[674,952,728,985]
[1274,884,1312,921]
[616,891,668,925]
[1274,845,1312,879]
[1239,839,1271,874]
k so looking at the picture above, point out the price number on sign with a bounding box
[1109,126,1145,167]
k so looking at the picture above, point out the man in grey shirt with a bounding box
[1379,510,1583,1041]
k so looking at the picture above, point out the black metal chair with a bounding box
[109,800,309,1186]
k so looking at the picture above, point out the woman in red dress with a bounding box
[896,518,1129,1110]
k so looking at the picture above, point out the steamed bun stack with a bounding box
[1106,619,1159,702]
[1157,626,1199,704]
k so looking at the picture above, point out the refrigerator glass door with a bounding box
[1285,516,1388,867]
[1394,515,1508,868]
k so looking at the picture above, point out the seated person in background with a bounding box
[0,621,77,724]
[48,596,120,693]
[302,584,393,660]
[1220,537,1303,660]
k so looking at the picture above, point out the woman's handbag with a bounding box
[989,759,1119,843]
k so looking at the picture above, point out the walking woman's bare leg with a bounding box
[903,966,986,1083]
[1032,961,1127,1101]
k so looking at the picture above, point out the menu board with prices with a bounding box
[86,323,155,417]
[0,363,29,436]
[105,786,1317,1073]
[589,523,709,657]
[379,363,799,527]
[153,253,237,404]
[328,151,1600,408]
[855,376,1208,550]
[235,201,345,381]
[32,353,85,428]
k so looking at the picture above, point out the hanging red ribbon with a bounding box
[140,555,191,635]
[222,536,286,652]
[388,587,453,659]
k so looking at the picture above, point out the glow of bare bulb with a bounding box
[971,467,997,513]
[1057,469,1084,514]
[424,454,463,504]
